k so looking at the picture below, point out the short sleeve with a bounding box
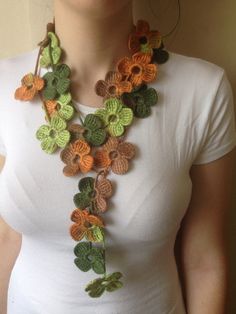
[193,70,236,165]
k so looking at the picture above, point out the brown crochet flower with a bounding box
[60,139,94,176]
[14,73,44,101]
[117,52,157,87]
[70,208,105,241]
[94,136,136,175]
[128,20,162,54]
[95,70,132,99]
[93,175,113,213]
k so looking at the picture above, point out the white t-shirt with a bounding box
[0,48,236,314]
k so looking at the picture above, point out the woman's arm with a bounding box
[0,217,22,314]
[176,148,235,314]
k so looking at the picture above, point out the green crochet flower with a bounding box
[73,242,105,274]
[35,114,70,154]
[56,93,75,120]
[121,84,158,118]
[42,64,71,100]
[73,176,95,209]
[85,271,123,298]
[40,32,62,68]
[94,98,133,137]
[82,114,107,146]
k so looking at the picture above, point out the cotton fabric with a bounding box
[0,48,236,314]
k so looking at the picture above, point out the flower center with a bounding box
[49,129,57,138]
[109,150,118,160]
[108,85,117,95]
[72,154,80,164]
[139,36,148,44]
[108,114,118,123]
[84,221,91,228]
[131,65,141,75]
[88,189,97,199]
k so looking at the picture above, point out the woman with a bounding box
[0,0,235,313]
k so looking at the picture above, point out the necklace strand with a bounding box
[14,18,169,298]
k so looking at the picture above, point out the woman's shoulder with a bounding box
[0,48,38,83]
[166,50,225,77]
[158,50,228,100]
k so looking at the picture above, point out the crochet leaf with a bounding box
[40,32,62,67]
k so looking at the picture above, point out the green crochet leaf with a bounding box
[50,114,67,131]
[48,31,59,48]
[55,64,71,78]
[41,137,57,154]
[105,271,123,282]
[85,271,123,297]
[57,92,72,106]
[85,278,106,298]
[105,98,123,114]
[56,78,70,95]
[74,241,91,257]
[135,102,151,118]
[43,72,55,85]
[79,177,95,193]
[92,260,105,274]
[108,121,124,137]
[35,125,51,140]
[94,108,107,124]
[59,104,74,120]
[84,114,103,131]
[73,192,91,209]
[51,46,62,65]
[106,281,123,292]
[42,86,57,100]
[142,87,158,106]
[74,256,91,272]
[55,129,70,148]
[87,226,104,242]
[84,128,107,146]
[119,107,133,126]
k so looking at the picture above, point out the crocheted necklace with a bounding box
[14,19,169,298]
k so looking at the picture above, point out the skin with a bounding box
[0,1,234,313]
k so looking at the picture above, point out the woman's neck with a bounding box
[53,1,134,86]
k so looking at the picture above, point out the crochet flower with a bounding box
[95,70,132,99]
[85,272,123,298]
[35,114,70,154]
[60,139,94,176]
[44,99,74,121]
[122,84,158,118]
[82,114,107,146]
[128,19,162,54]
[94,136,136,174]
[73,241,105,274]
[42,64,71,100]
[94,98,133,137]
[117,52,157,87]
[44,92,75,121]
[151,41,169,65]
[14,73,44,101]
[73,176,113,213]
[70,208,105,242]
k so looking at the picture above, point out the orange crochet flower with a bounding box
[128,20,162,54]
[60,139,94,176]
[94,136,136,175]
[95,70,132,99]
[14,73,44,101]
[70,208,105,241]
[44,100,57,117]
[117,52,157,87]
